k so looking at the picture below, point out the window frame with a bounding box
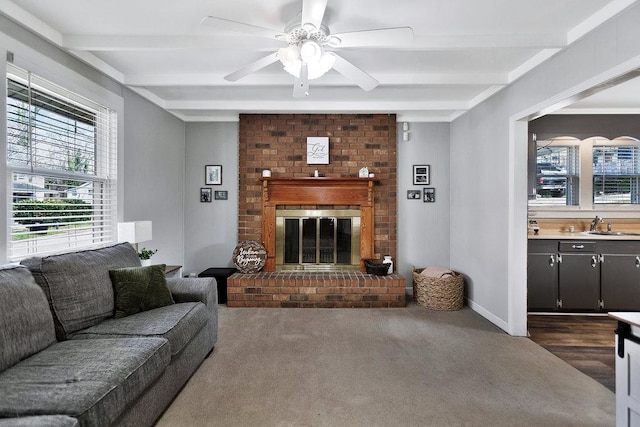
[529,136,640,214]
[5,64,119,261]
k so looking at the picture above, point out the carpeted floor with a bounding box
[156,304,615,427]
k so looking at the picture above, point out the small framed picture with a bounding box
[407,190,421,199]
[200,188,212,203]
[205,165,222,185]
[214,190,228,200]
[423,187,435,203]
[413,165,430,185]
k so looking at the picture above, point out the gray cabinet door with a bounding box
[527,253,558,310]
[558,253,600,310]
[601,254,640,311]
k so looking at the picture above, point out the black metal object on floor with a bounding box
[198,268,237,304]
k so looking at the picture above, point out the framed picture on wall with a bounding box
[214,190,228,200]
[200,188,212,203]
[413,165,430,185]
[205,165,222,185]
[407,190,421,199]
[423,187,435,203]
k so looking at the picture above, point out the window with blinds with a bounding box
[593,144,640,205]
[6,65,118,260]
[531,142,579,207]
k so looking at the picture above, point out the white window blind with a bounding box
[593,144,640,205]
[531,144,579,207]
[6,65,118,260]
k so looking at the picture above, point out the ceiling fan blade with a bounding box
[301,0,328,31]
[201,16,285,40]
[332,54,378,91]
[293,63,310,98]
[224,52,280,82]
[331,27,414,48]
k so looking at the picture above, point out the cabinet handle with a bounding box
[572,244,585,249]
[636,256,640,268]
[591,255,598,267]
[549,255,555,267]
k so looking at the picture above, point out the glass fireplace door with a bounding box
[276,209,361,271]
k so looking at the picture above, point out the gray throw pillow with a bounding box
[109,264,174,318]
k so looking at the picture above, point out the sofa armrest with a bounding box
[166,277,218,307]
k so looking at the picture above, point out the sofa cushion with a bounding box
[109,264,174,318]
[0,337,169,426]
[21,243,141,341]
[0,265,56,373]
[0,415,79,427]
[72,302,208,357]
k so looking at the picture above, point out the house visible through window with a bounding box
[6,65,117,260]
[529,136,640,210]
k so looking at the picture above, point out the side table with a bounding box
[198,267,237,304]
[165,265,182,278]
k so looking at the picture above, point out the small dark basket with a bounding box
[365,260,389,276]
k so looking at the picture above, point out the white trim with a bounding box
[467,298,510,332]
[508,53,640,338]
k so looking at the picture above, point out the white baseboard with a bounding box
[466,298,510,333]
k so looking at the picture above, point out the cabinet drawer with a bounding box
[559,241,596,252]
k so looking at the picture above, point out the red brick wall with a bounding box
[238,113,398,262]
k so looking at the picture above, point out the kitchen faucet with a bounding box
[590,215,604,231]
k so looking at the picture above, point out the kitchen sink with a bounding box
[586,230,640,236]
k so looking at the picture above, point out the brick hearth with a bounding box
[227,272,406,308]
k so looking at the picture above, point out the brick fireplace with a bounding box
[228,113,405,307]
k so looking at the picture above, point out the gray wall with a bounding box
[183,122,239,277]
[0,14,187,266]
[397,123,451,283]
[121,88,186,267]
[450,2,640,334]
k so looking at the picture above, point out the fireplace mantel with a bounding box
[260,177,377,271]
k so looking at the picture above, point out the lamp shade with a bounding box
[117,221,152,244]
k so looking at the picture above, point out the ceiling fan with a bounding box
[201,0,413,97]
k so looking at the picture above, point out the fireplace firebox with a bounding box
[276,209,361,271]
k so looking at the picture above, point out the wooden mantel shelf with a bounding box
[260,177,377,271]
[260,177,377,206]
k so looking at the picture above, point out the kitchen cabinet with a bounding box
[528,239,640,312]
[601,241,640,311]
[557,252,600,310]
[527,251,558,310]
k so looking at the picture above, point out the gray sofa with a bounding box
[0,243,217,427]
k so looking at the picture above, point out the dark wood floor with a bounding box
[527,314,617,392]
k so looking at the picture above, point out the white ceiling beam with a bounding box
[0,0,62,45]
[567,0,640,44]
[508,49,562,82]
[408,33,567,50]
[61,35,282,51]
[163,99,470,111]
[60,33,567,52]
[123,72,508,87]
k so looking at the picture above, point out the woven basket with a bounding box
[412,268,464,311]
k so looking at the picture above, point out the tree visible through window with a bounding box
[6,65,117,260]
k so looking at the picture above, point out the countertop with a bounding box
[529,231,640,241]
[609,312,640,328]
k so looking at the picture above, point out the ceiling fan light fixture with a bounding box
[308,51,335,79]
[300,40,321,63]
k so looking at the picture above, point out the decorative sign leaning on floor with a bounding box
[306,137,329,164]
[232,241,267,273]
